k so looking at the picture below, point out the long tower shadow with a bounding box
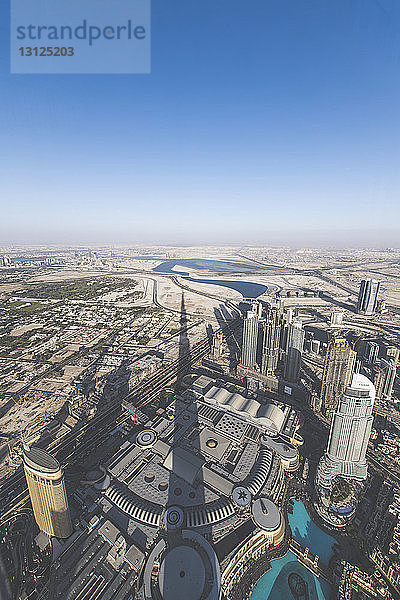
[220,304,242,362]
[158,292,216,600]
[213,305,241,369]
[174,292,191,392]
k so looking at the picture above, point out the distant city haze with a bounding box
[1,1,399,246]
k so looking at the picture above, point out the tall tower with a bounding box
[330,310,344,327]
[374,360,396,402]
[211,331,223,360]
[364,341,379,364]
[251,300,263,318]
[284,321,304,383]
[261,306,281,376]
[357,279,380,315]
[386,346,399,366]
[240,310,259,368]
[23,447,73,538]
[320,338,356,419]
[284,307,294,325]
[317,374,375,491]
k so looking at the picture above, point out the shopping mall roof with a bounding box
[202,384,286,433]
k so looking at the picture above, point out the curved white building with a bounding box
[317,373,375,491]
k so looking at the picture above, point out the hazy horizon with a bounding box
[0,230,399,251]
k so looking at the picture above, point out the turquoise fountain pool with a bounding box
[250,552,331,600]
[288,500,336,566]
[250,501,336,600]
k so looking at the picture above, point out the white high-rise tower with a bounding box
[317,373,375,491]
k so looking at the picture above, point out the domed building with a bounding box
[48,377,299,600]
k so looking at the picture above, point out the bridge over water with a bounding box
[290,539,333,585]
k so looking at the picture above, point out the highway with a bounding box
[170,276,241,316]
[236,251,400,316]
[108,269,241,317]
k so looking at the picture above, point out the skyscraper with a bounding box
[330,310,344,327]
[364,341,379,364]
[374,360,396,402]
[386,346,400,366]
[284,321,304,383]
[252,300,263,318]
[211,330,223,360]
[284,307,294,325]
[261,306,282,376]
[320,338,356,419]
[23,446,73,539]
[240,310,259,368]
[317,374,375,491]
[0,256,11,267]
[357,279,380,315]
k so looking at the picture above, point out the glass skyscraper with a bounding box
[357,279,380,315]
[319,338,356,420]
[283,321,304,383]
[240,310,259,368]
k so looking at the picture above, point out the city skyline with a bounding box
[1,1,400,598]
[0,246,399,599]
[1,1,400,245]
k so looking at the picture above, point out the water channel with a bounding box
[152,258,281,298]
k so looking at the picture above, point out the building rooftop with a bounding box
[158,545,205,600]
[252,498,281,531]
[163,447,205,486]
[143,530,220,600]
[49,523,144,600]
[23,446,60,473]
[348,373,376,399]
[101,382,298,538]
[63,377,299,599]
[201,382,287,433]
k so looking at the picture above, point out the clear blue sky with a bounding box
[1,0,399,246]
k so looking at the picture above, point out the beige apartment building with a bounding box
[23,446,72,539]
